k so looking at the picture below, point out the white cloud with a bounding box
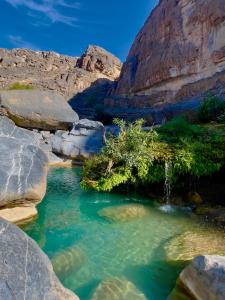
[5,0,80,26]
[8,35,40,50]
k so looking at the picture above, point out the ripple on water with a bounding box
[22,168,225,300]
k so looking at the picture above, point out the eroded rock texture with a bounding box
[106,0,225,122]
[0,217,78,300]
[0,117,48,208]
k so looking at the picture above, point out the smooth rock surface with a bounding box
[179,255,225,300]
[0,217,78,300]
[50,122,104,160]
[91,277,147,300]
[0,116,48,208]
[98,204,150,222]
[0,206,37,225]
[0,90,78,130]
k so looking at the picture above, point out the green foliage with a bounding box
[5,82,33,90]
[198,94,225,123]
[81,117,225,192]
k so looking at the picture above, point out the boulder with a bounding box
[91,277,147,300]
[0,116,48,210]
[50,121,104,161]
[165,230,225,262]
[0,217,78,300]
[0,90,79,130]
[178,255,225,300]
[98,204,150,222]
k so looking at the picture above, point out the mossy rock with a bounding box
[98,204,150,222]
[91,277,147,300]
[165,230,225,262]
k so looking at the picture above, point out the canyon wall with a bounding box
[105,0,225,122]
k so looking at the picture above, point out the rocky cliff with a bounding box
[0,46,122,119]
[105,0,225,123]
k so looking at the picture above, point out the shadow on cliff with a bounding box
[68,78,117,124]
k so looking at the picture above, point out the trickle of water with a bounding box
[164,161,172,203]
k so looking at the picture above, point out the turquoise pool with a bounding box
[23,167,220,300]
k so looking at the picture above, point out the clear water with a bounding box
[22,168,219,300]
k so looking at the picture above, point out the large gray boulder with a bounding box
[50,119,104,160]
[0,90,79,130]
[178,255,225,300]
[0,117,48,208]
[0,217,78,300]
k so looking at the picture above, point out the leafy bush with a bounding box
[81,118,225,192]
[198,95,225,123]
[6,82,33,90]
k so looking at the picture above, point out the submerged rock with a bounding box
[51,245,86,276]
[0,217,79,299]
[0,117,48,211]
[91,277,147,300]
[0,90,79,130]
[178,255,225,300]
[98,204,150,222]
[165,230,225,262]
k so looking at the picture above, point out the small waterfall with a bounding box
[70,122,78,135]
[164,161,172,203]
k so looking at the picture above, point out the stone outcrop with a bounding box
[105,0,225,123]
[178,255,225,300]
[0,46,122,119]
[0,117,48,211]
[0,217,78,300]
[76,45,121,79]
[0,90,79,130]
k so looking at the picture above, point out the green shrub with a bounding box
[198,95,225,123]
[6,82,33,90]
[81,118,225,192]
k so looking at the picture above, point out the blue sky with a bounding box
[0,0,158,61]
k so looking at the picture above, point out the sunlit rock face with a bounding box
[106,0,225,122]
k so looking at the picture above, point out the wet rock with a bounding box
[0,90,79,130]
[51,245,86,276]
[0,117,48,211]
[98,204,150,222]
[186,192,202,205]
[165,230,225,262]
[195,205,225,227]
[179,255,225,300]
[0,217,79,300]
[91,277,147,300]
